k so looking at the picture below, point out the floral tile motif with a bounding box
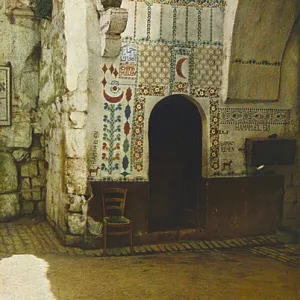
[193,46,222,88]
[138,43,171,86]
[138,84,166,96]
[101,103,122,175]
[173,82,188,93]
[131,96,146,172]
[191,86,220,97]
[210,98,220,171]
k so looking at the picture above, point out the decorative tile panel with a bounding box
[131,96,146,172]
[220,108,291,125]
[119,44,137,79]
[193,45,222,87]
[138,43,171,85]
[100,103,122,174]
[209,98,220,171]
[121,87,133,178]
[130,0,226,8]
[138,84,166,96]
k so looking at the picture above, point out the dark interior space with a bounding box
[148,95,202,232]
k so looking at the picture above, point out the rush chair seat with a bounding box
[102,188,133,256]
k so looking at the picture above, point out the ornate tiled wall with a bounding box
[87,0,296,182]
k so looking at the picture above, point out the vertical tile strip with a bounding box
[134,1,137,39]
[130,42,140,172]
[209,98,220,172]
[170,48,176,94]
[189,49,194,95]
[210,8,213,42]
[159,4,163,39]
[131,97,146,173]
[146,4,151,41]
[121,87,133,178]
[185,6,189,42]
[172,6,177,41]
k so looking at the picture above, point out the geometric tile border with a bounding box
[220,108,291,125]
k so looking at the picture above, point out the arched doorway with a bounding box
[148,95,202,231]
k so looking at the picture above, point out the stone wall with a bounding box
[0,1,46,221]
[39,0,101,241]
[38,2,67,234]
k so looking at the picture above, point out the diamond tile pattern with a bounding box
[138,43,171,86]
[193,46,223,87]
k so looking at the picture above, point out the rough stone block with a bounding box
[0,122,32,148]
[291,173,299,187]
[41,187,46,201]
[21,162,38,177]
[283,218,297,227]
[67,213,86,235]
[22,190,32,201]
[12,149,29,162]
[293,202,300,220]
[0,153,18,193]
[65,159,88,194]
[20,71,39,101]
[36,201,45,215]
[38,161,46,178]
[65,129,86,158]
[68,194,84,212]
[69,112,86,129]
[31,147,45,160]
[284,173,292,187]
[40,135,45,147]
[22,201,34,215]
[88,217,103,236]
[21,178,31,190]
[32,189,41,201]
[284,186,297,203]
[283,202,295,220]
[31,177,45,187]
[67,92,88,115]
[0,193,20,222]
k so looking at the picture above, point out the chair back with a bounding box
[101,188,128,218]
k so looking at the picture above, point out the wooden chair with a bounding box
[102,188,133,256]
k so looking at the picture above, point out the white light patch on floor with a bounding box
[0,254,56,300]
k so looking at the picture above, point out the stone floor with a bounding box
[1,250,300,300]
[0,218,300,268]
[1,218,300,299]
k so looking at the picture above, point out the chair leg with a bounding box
[130,223,133,254]
[103,222,107,256]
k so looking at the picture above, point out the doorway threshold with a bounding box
[138,227,208,245]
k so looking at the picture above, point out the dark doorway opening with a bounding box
[148,95,202,232]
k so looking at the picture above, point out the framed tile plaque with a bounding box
[0,65,11,126]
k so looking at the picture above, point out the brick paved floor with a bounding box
[0,219,299,268]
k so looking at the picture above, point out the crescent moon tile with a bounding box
[175,55,189,82]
